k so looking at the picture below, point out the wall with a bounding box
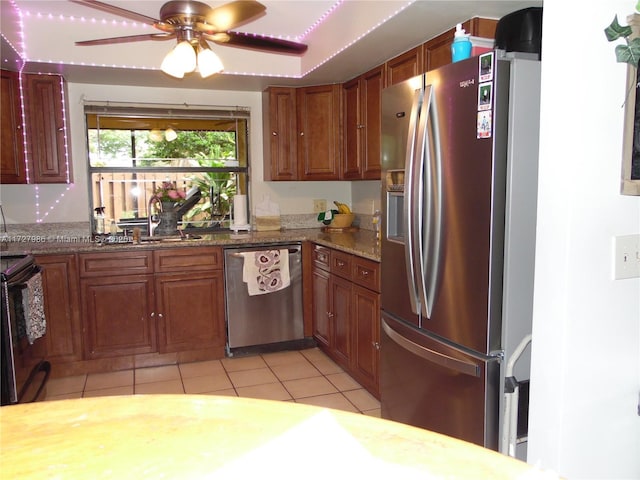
[0,82,374,226]
[528,0,640,478]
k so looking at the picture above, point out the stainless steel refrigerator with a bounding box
[379,51,540,458]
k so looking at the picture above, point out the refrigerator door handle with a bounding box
[403,87,424,317]
[414,85,444,319]
[382,318,480,377]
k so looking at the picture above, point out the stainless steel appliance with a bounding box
[380,51,540,458]
[224,244,304,353]
[1,254,50,405]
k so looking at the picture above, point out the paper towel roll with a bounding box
[233,194,247,225]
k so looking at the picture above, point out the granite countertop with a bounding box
[1,228,381,262]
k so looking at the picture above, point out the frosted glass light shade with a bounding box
[198,48,224,78]
[161,49,185,78]
[161,41,197,78]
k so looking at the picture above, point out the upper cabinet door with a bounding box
[342,65,383,180]
[360,65,384,179]
[386,46,423,87]
[24,74,73,184]
[297,84,341,181]
[262,87,298,181]
[1,69,27,184]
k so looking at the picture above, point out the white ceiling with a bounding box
[0,0,542,91]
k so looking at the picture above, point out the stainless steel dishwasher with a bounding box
[224,243,304,353]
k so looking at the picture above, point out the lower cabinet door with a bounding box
[331,274,352,365]
[351,284,380,396]
[155,272,225,353]
[81,274,156,359]
[312,267,331,349]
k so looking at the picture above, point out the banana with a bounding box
[333,201,351,214]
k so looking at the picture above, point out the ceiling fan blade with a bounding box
[206,0,266,31]
[70,0,160,26]
[211,31,308,55]
[75,33,175,46]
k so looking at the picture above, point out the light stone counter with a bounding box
[0,395,556,479]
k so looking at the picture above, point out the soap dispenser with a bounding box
[451,23,472,62]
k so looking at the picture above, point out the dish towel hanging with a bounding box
[13,269,47,344]
[242,250,290,296]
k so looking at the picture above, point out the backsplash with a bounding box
[2,213,374,239]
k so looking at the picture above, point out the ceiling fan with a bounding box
[71,0,308,77]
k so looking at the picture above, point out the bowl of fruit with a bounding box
[329,202,355,228]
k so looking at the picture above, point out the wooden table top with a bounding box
[1,395,551,479]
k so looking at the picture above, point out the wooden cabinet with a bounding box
[423,18,498,71]
[342,65,383,180]
[79,251,155,359]
[35,254,82,363]
[81,273,156,359]
[24,73,73,184]
[78,247,225,361]
[311,244,381,397]
[1,69,26,184]
[262,87,298,181]
[262,84,341,181]
[154,247,225,354]
[386,46,423,87]
[1,71,72,184]
[296,84,342,180]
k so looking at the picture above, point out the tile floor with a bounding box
[45,347,381,416]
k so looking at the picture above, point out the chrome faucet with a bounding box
[147,196,163,237]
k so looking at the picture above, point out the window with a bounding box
[85,104,249,234]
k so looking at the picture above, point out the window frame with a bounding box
[84,103,250,234]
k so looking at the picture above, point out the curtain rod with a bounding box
[81,98,250,113]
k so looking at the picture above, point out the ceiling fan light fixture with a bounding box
[161,48,185,78]
[173,40,197,72]
[197,41,224,78]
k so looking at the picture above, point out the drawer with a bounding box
[79,250,153,277]
[154,246,222,273]
[330,250,353,280]
[352,256,380,292]
[312,244,331,272]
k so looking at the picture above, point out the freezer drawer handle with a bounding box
[382,319,480,377]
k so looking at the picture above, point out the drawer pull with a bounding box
[337,260,345,267]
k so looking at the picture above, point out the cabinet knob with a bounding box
[337,260,345,267]
[360,270,369,276]
[272,131,277,136]
[158,313,163,318]
[327,312,334,318]
[372,342,381,350]
[150,312,155,318]
[299,131,304,136]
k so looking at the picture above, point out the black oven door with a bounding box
[1,255,50,405]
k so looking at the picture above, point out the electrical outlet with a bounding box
[313,199,326,213]
[613,234,640,280]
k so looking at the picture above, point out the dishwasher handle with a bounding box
[228,247,300,258]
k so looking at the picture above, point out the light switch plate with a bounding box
[613,234,640,280]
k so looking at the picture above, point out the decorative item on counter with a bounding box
[151,182,186,236]
[451,23,472,62]
[254,195,281,231]
[94,207,105,234]
[317,209,338,225]
[230,194,251,232]
[373,210,381,241]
